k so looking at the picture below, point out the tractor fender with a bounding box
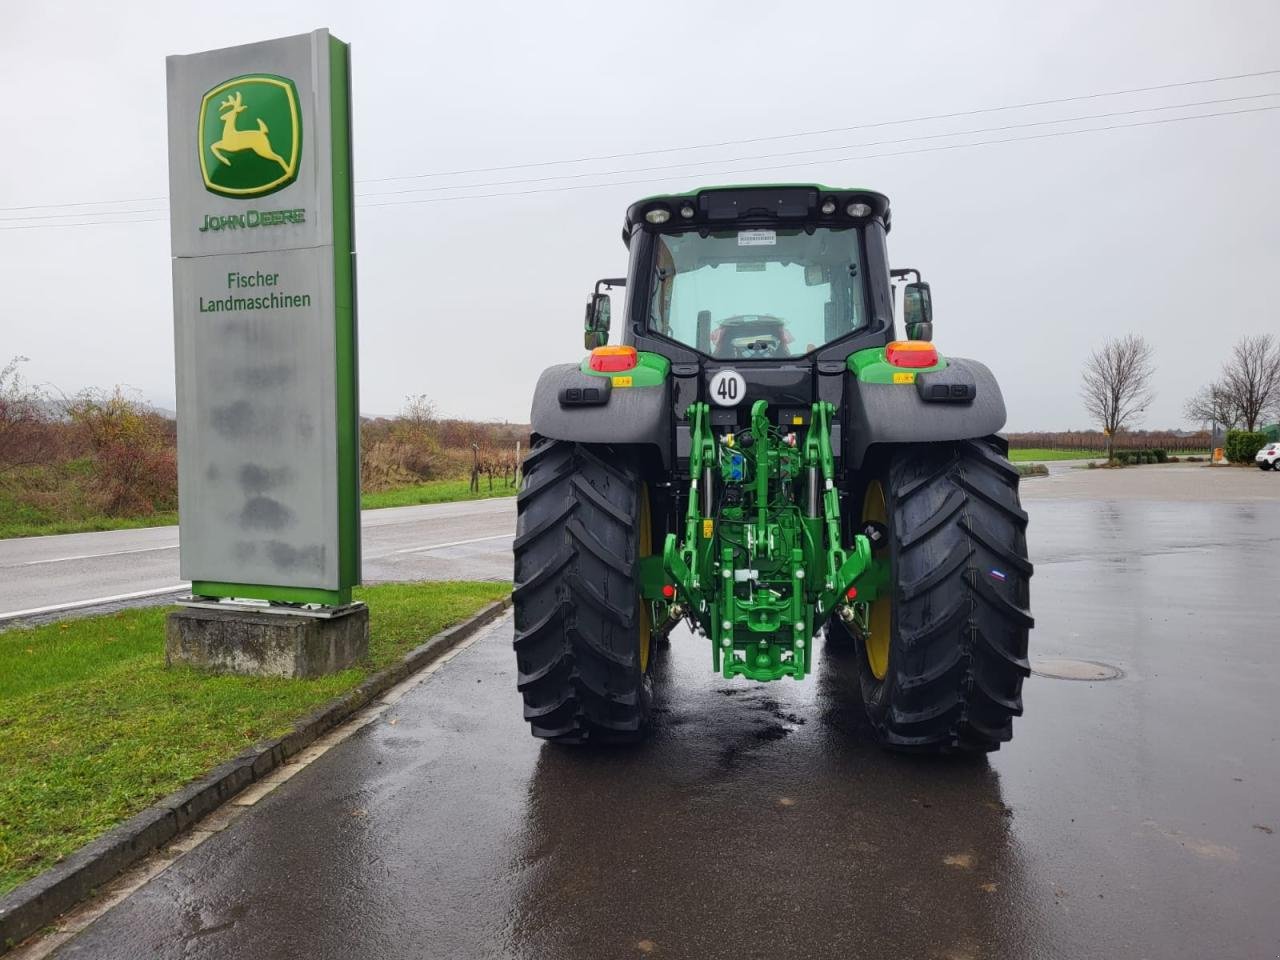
[846,356,1007,468]
[529,363,672,468]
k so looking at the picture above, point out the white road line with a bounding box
[5,544,179,568]
[369,532,513,559]
[0,585,189,622]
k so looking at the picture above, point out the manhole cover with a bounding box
[1031,658,1123,681]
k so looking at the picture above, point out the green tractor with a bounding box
[514,185,1032,753]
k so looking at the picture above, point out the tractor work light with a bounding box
[645,207,671,224]
[846,201,872,217]
[821,198,837,215]
[885,340,939,368]
[679,205,695,219]
[589,345,638,372]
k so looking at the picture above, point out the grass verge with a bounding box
[360,477,517,510]
[0,580,509,896]
[0,478,516,540]
[1008,448,1106,462]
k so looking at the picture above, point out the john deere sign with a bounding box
[198,75,301,197]
[166,30,360,606]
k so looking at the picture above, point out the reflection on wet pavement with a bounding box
[46,495,1280,960]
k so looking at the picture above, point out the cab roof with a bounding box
[623,184,891,243]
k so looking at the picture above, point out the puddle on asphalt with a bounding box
[1031,657,1123,681]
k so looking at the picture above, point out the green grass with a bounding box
[0,463,177,539]
[0,580,509,895]
[0,507,178,540]
[360,477,517,510]
[0,477,516,540]
[1008,448,1106,462]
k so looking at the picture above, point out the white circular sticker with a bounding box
[709,369,746,407]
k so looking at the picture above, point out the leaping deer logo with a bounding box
[210,90,289,172]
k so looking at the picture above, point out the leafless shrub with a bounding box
[62,387,177,514]
[1184,381,1241,432]
[0,356,56,475]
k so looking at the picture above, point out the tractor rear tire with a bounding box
[512,438,653,744]
[836,439,1033,753]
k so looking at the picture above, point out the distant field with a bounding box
[1009,448,1105,462]
[360,477,516,510]
[0,463,177,540]
[0,476,515,540]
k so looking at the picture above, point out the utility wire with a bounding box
[358,67,1280,183]
[6,91,1277,224]
[2,67,1276,215]
[354,104,1280,209]
[2,103,1275,231]
[354,91,1280,199]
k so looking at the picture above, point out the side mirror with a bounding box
[584,293,611,350]
[903,281,933,342]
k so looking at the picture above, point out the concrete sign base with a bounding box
[165,604,369,678]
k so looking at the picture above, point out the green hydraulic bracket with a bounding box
[662,398,877,684]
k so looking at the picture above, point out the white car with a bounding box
[1257,442,1280,470]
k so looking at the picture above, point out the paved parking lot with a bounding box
[23,463,1280,960]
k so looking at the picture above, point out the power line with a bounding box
[7,91,1277,225]
[0,207,169,223]
[354,104,1280,209]
[0,195,168,213]
[2,102,1275,231]
[354,91,1280,199]
[0,216,167,232]
[2,67,1276,215]
[358,67,1280,183]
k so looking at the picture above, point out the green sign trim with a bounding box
[331,35,360,601]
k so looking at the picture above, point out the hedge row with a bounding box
[1113,449,1169,465]
[1225,430,1269,463]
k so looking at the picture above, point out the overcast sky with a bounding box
[2,0,1277,430]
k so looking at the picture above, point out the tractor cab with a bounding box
[583,185,935,431]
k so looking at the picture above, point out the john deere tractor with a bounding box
[514,185,1032,753]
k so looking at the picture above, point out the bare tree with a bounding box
[1219,334,1280,432]
[1184,381,1240,432]
[1080,334,1156,461]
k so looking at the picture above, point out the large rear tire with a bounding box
[836,439,1033,753]
[512,439,654,744]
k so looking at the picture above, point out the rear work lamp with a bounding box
[589,345,638,372]
[885,340,939,368]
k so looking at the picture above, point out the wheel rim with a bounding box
[862,480,891,681]
[638,483,653,674]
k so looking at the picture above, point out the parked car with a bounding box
[1257,442,1280,470]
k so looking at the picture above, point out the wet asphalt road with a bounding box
[43,472,1280,959]
[0,497,515,622]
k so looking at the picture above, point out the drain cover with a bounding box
[1031,658,1123,681]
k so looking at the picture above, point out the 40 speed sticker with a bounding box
[709,369,746,406]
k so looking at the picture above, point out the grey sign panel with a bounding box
[173,247,339,588]
[167,29,358,599]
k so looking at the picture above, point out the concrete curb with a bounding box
[0,596,512,953]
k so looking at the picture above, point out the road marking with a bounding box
[0,585,189,623]
[370,532,513,559]
[4,544,179,568]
